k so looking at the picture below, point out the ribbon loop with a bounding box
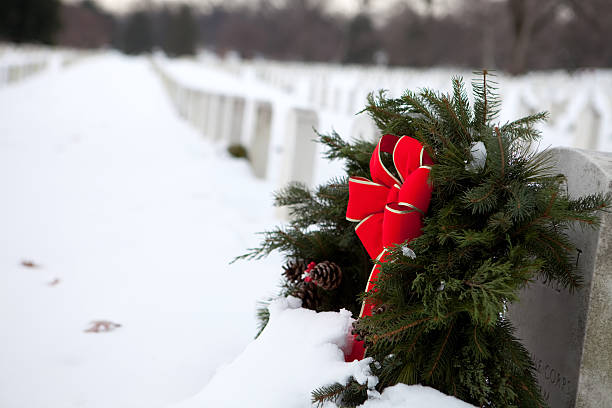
[345,134,434,362]
[370,134,402,186]
[346,177,388,222]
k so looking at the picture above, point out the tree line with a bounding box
[1,0,611,74]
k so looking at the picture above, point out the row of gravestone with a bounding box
[0,47,94,87]
[152,58,612,408]
[248,60,612,152]
[0,60,47,86]
[150,59,322,191]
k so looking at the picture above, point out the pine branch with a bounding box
[312,382,346,407]
[495,127,506,178]
[426,319,455,380]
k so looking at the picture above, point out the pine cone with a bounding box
[282,259,307,283]
[310,261,342,290]
[351,320,368,343]
[294,282,320,310]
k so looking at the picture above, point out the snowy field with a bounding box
[0,53,284,407]
[2,49,611,408]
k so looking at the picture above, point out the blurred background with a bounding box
[2,0,612,73]
[1,1,612,408]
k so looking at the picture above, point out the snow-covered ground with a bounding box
[172,297,475,408]
[0,52,283,407]
[4,49,608,408]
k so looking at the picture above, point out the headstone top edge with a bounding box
[292,107,318,116]
[255,100,273,109]
[549,146,612,182]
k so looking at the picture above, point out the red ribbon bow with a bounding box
[345,134,433,361]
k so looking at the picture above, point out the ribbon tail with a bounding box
[382,204,424,248]
[345,337,367,362]
[344,250,386,362]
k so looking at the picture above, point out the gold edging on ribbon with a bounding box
[358,249,387,317]
[354,213,377,232]
[397,202,424,215]
[385,204,417,215]
[378,137,401,186]
[420,165,432,170]
[392,135,405,183]
[419,146,425,167]
[349,177,385,187]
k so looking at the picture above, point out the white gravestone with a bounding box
[217,95,233,142]
[228,97,245,145]
[197,92,210,135]
[249,102,273,179]
[280,108,318,187]
[205,94,220,139]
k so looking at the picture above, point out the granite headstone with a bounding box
[507,147,612,408]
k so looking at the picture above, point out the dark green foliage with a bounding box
[312,377,368,408]
[350,71,610,407]
[235,138,377,318]
[240,71,610,408]
[255,299,271,339]
[227,144,248,159]
[0,0,60,44]
[236,174,373,317]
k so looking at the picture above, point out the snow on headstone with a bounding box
[507,147,612,408]
[249,101,273,179]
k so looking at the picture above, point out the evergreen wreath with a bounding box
[237,71,610,408]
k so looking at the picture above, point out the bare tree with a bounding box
[506,0,612,74]
[507,0,563,74]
